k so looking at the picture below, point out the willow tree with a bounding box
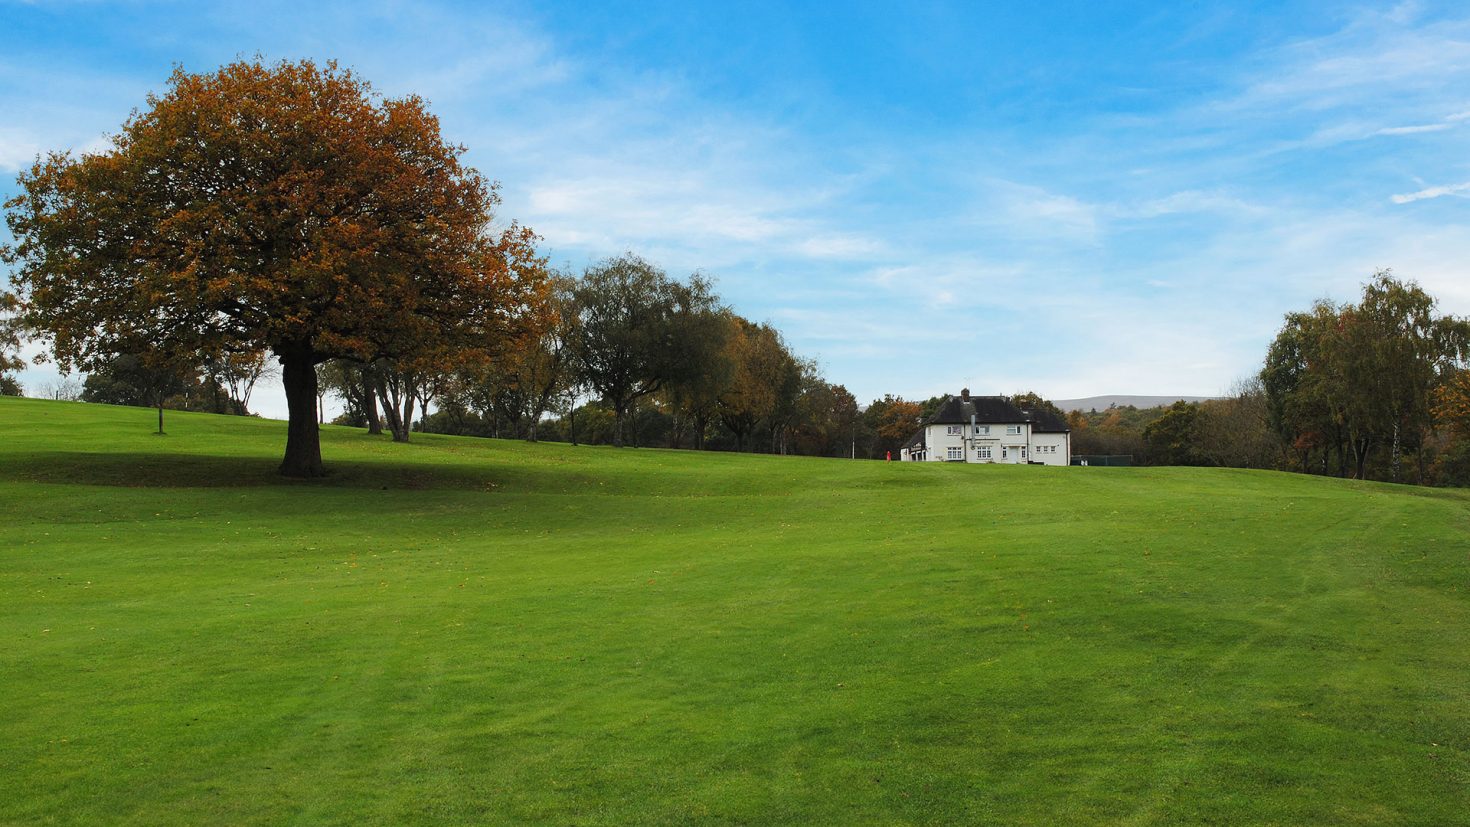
[2,59,547,476]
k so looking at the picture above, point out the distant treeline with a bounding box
[8,262,1468,485]
[318,252,877,456]
[1073,271,1470,486]
[307,257,1074,460]
[6,343,275,423]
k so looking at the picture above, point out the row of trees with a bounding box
[81,351,274,424]
[314,253,873,458]
[1074,272,1470,486]
[1070,386,1283,470]
[1261,272,1470,483]
[0,58,873,468]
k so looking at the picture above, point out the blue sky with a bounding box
[5,1,1470,417]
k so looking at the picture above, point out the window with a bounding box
[1006,425,1022,435]
[1001,447,1008,459]
[974,425,989,435]
[1020,447,1027,458]
[978,446,992,460]
[946,425,963,435]
[947,447,963,460]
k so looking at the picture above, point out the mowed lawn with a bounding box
[1,397,1467,825]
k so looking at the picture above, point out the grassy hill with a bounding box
[2,396,1467,825]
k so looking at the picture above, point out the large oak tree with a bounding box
[2,59,547,476]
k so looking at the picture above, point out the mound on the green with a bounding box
[2,395,1467,825]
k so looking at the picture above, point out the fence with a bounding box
[1070,455,1134,467]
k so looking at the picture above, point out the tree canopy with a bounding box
[0,292,23,396]
[2,58,548,475]
[1261,272,1468,481]
[571,254,720,447]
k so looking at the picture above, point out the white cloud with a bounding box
[794,233,886,260]
[956,180,1102,245]
[1189,5,1470,168]
[1001,184,1099,240]
[0,129,41,171]
[1390,181,1470,203]
[1117,190,1263,220]
[1373,123,1451,135]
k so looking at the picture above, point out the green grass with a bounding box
[2,396,1468,825]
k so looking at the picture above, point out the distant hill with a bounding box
[1052,394,1219,412]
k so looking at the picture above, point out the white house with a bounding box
[900,389,1071,465]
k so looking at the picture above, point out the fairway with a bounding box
[2,396,1467,825]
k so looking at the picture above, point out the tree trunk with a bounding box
[156,390,165,435]
[373,371,411,442]
[384,392,408,441]
[363,367,383,434]
[1352,438,1370,480]
[613,402,626,447]
[279,350,325,477]
[694,413,708,450]
[1390,421,1402,483]
[399,388,415,443]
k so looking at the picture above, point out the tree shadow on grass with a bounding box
[0,451,518,491]
[1,446,825,498]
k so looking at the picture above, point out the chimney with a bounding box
[961,387,971,401]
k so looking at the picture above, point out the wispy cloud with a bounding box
[1374,123,1452,135]
[1390,180,1470,203]
[0,129,41,171]
[1115,190,1263,220]
[964,180,1102,244]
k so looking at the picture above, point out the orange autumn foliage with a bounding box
[1433,370,1470,439]
[3,59,549,475]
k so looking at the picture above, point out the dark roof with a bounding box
[929,395,1031,425]
[906,394,1071,444]
[903,429,926,451]
[1029,407,1070,433]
